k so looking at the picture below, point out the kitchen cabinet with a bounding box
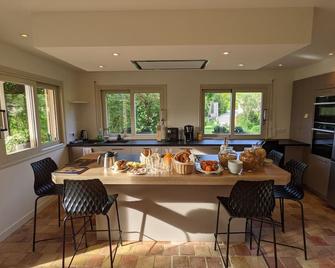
[304,153,331,198]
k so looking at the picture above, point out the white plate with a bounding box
[195,162,223,175]
[111,166,129,173]
[128,167,147,175]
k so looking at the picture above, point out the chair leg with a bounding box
[70,217,77,250]
[270,218,278,268]
[83,217,88,248]
[58,195,61,228]
[280,198,285,232]
[249,219,253,250]
[32,196,40,252]
[89,216,94,231]
[62,216,68,268]
[214,201,220,251]
[297,200,308,260]
[115,199,123,246]
[257,220,263,256]
[106,214,113,268]
[225,217,232,268]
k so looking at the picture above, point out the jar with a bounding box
[239,148,257,171]
[218,145,237,169]
[253,145,267,168]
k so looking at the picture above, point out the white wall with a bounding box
[77,69,294,139]
[0,41,79,240]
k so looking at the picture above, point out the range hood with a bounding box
[131,60,208,70]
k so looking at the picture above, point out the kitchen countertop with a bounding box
[52,153,290,186]
[67,138,309,147]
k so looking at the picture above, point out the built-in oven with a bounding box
[314,95,335,123]
[312,122,335,159]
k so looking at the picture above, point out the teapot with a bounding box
[97,151,117,169]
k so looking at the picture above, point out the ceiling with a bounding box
[0,0,335,71]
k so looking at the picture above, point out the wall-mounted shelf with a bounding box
[69,100,89,104]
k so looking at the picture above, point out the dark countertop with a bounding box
[68,139,309,147]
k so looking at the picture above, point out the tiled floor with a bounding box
[1,191,335,267]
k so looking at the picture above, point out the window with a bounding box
[101,87,165,137]
[0,78,61,156]
[36,87,59,144]
[0,81,35,154]
[202,88,265,137]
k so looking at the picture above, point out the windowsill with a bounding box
[0,143,66,170]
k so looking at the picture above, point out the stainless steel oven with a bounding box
[314,95,335,124]
[312,122,335,159]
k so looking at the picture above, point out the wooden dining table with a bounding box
[52,153,290,242]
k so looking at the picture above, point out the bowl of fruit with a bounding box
[197,160,222,175]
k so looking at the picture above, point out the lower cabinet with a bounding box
[304,153,330,198]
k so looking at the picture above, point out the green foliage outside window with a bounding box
[135,93,160,134]
[105,93,131,134]
[37,88,52,143]
[4,82,30,153]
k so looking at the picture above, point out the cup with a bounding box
[228,160,243,175]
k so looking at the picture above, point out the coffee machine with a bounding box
[184,125,194,142]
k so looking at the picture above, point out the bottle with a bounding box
[161,119,166,140]
[156,123,162,141]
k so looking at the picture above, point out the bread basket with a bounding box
[173,152,195,175]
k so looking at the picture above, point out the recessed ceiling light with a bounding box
[98,65,104,68]
[113,53,119,56]
[278,64,283,67]
[222,51,230,55]
[20,33,28,38]
[238,63,245,67]
[329,52,334,56]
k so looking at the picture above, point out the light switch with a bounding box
[304,113,309,119]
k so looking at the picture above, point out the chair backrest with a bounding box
[63,179,109,216]
[31,157,58,195]
[284,159,308,188]
[268,150,284,167]
[229,180,275,218]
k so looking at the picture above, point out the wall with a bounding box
[294,57,335,80]
[0,41,79,240]
[77,69,294,139]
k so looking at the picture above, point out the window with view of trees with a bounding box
[37,87,59,144]
[203,89,264,137]
[0,79,61,155]
[102,89,163,136]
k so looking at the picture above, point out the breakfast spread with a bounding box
[113,160,128,171]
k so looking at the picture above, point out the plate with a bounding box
[111,166,129,173]
[195,162,223,175]
[128,167,147,175]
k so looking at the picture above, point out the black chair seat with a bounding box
[274,185,304,201]
[35,183,63,197]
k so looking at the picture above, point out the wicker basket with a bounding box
[173,153,194,175]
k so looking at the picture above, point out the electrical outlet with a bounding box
[304,113,309,119]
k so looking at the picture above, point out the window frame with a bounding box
[99,85,167,139]
[0,72,64,165]
[200,85,267,139]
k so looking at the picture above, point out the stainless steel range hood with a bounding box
[131,60,208,70]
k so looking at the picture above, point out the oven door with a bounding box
[312,128,335,159]
[314,103,335,123]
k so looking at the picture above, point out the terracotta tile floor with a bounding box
[1,191,335,267]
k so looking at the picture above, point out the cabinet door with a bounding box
[304,153,330,198]
[91,146,132,154]
[290,80,314,143]
[131,146,162,155]
[192,146,220,155]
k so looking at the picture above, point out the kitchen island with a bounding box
[52,154,290,242]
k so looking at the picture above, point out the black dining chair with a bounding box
[31,157,63,252]
[62,179,122,268]
[273,159,308,259]
[214,180,278,268]
[268,150,284,167]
